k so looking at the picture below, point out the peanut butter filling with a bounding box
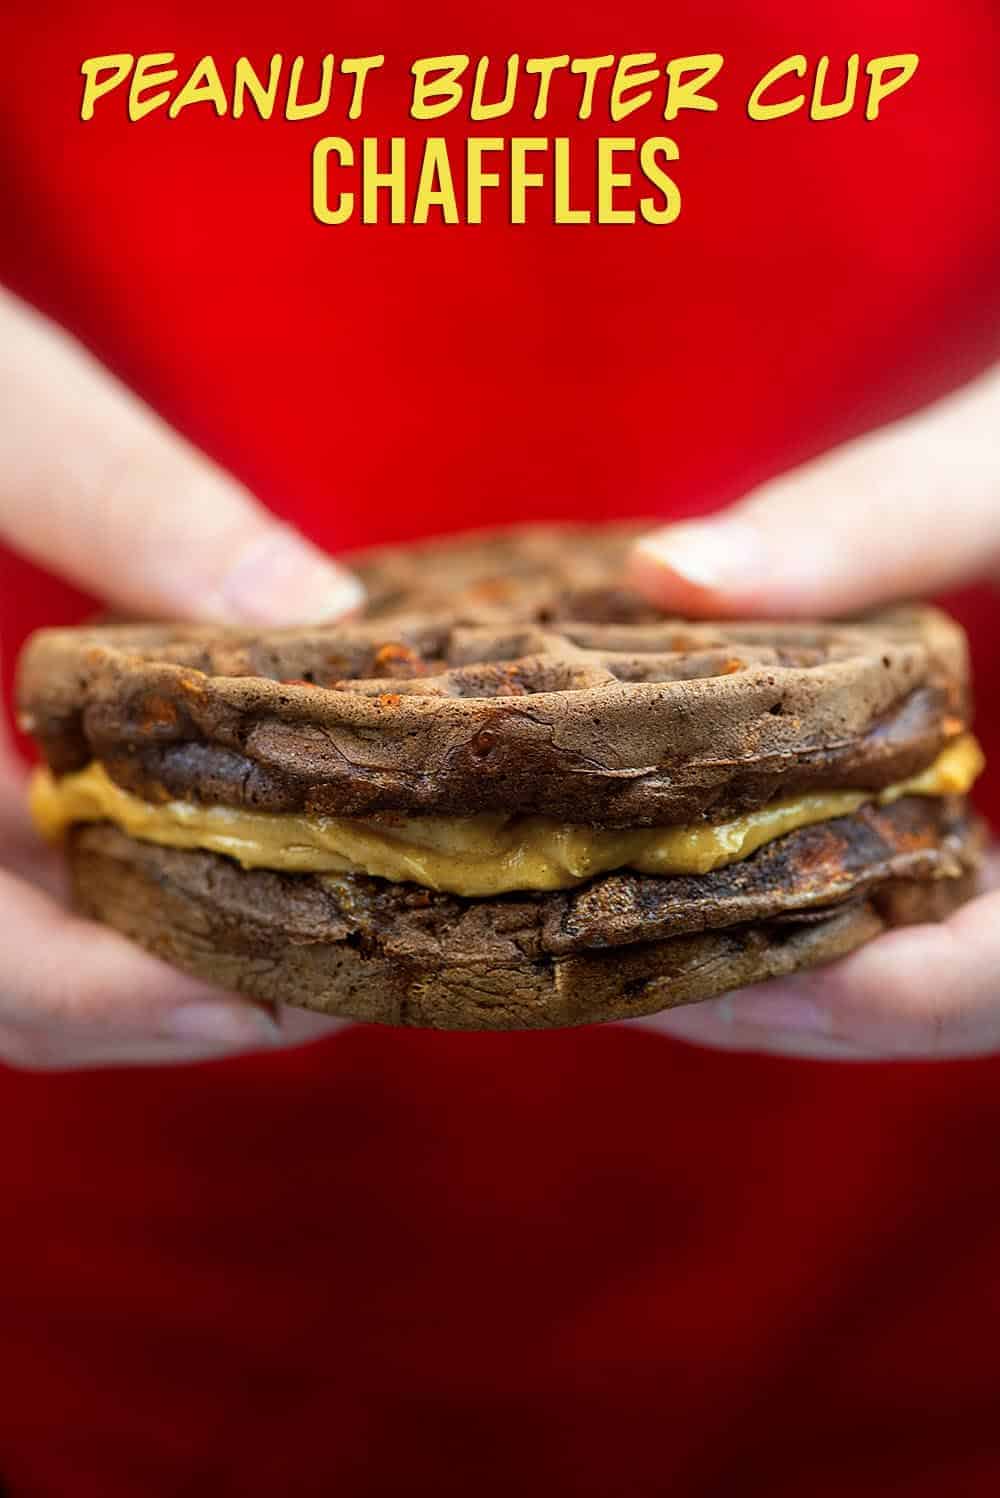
[30,736,983,897]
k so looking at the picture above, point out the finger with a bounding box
[0,672,31,838]
[275,1006,349,1047]
[0,801,67,900]
[0,867,282,1070]
[0,705,26,794]
[645,873,1000,1061]
[629,364,1000,617]
[0,661,59,891]
[1,703,66,900]
[0,287,363,624]
[649,1002,882,1060]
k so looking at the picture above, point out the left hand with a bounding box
[0,288,356,1068]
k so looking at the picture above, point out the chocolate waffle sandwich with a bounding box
[18,524,986,1029]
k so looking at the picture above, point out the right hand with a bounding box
[627,365,1000,1059]
[0,287,362,1069]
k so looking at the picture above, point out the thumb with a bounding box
[629,364,1000,618]
[0,287,363,624]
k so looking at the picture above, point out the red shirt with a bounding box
[1,3,999,1494]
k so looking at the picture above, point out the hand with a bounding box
[628,364,1000,1059]
[0,288,360,1068]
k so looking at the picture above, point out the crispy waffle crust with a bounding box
[17,524,983,1029]
[68,799,983,1029]
[17,525,970,827]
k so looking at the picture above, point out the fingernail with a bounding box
[635,520,767,593]
[214,527,365,625]
[163,1001,280,1049]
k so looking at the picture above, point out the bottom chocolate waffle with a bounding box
[65,798,983,1030]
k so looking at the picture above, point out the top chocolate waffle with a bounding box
[17,525,969,828]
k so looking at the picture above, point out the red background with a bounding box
[1,3,999,1494]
